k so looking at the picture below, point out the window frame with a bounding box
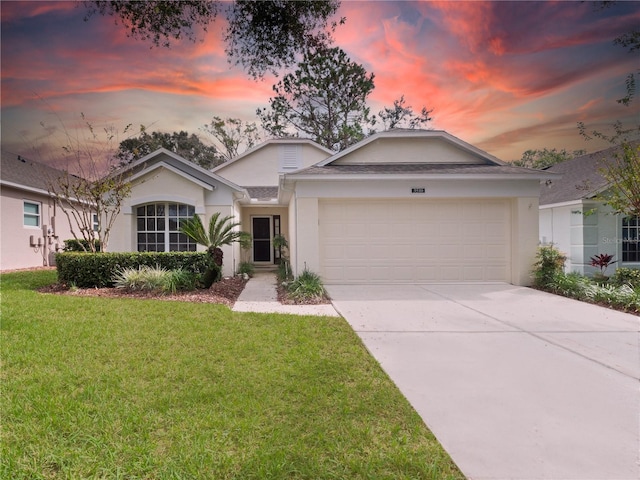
[621,216,640,263]
[136,202,197,252]
[23,200,41,228]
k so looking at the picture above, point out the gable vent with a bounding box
[280,145,302,171]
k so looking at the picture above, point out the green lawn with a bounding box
[1,270,463,479]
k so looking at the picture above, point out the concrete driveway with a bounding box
[326,283,640,480]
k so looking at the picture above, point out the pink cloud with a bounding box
[0,1,75,23]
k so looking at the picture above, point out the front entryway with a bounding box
[252,217,272,262]
[250,214,283,264]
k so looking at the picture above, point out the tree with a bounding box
[225,0,342,78]
[83,0,342,78]
[597,142,640,216]
[576,2,640,216]
[44,114,132,252]
[116,130,223,169]
[257,45,375,151]
[578,123,640,216]
[512,148,586,170]
[180,212,248,285]
[375,95,433,131]
[201,116,261,162]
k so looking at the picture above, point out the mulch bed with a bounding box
[38,276,248,307]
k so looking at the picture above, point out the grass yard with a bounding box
[1,270,463,480]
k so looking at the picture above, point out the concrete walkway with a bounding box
[232,271,339,316]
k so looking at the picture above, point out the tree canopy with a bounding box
[512,148,585,170]
[257,45,375,151]
[375,95,433,132]
[116,130,222,169]
[201,116,261,162]
[83,0,341,78]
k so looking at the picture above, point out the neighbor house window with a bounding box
[136,203,197,252]
[23,201,40,227]
[92,213,99,232]
[622,216,640,262]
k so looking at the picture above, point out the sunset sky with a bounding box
[2,0,639,169]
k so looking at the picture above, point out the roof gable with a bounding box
[123,148,244,193]
[212,138,333,174]
[318,130,505,166]
[211,138,333,188]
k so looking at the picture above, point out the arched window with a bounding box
[136,203,197,252]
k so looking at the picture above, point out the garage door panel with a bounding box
[319,199,511,283]
[463,266,484,281]
[345,245,369,259]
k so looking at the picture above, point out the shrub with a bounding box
[287,269,326,302]
[165,268,197,293]
[609,267,640,288]
[113,265,169,292]
[532,245,566,288]
[548,271,590,299]
[63,239,101,252]
[113,266,197,293]
[56,252,218,288]
[238,262,255,277]
[273,235,292,282]
[277,259,292,282]
[583,283,640,312]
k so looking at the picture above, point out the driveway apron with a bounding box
[327,283,640,480]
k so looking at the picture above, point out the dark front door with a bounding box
[252,217,271,262]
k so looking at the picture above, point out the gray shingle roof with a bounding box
[538,145,631,206]
[1,152,73,192]
[245,186,279,200]
[289,163,547,176]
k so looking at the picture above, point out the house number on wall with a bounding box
[411,187,426,194]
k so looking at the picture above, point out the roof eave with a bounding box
[0,180,50,196]
[285,172,560,181]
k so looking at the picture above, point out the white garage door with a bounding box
[319,199,511,283]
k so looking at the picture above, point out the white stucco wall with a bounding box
[539,204,573,270]
[511,197,540,286]
[333,137,487,165]
[0,186,79,270]
[214,143,331,187]
[292,197,320,276]
[287,195,298,277]
[538,201,634,275]
[294,178,541,199]
[291,178,542,286]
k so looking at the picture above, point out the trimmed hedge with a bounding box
[56,252,218,288]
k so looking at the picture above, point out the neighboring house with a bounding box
[539,145,640,275]
[0,153,82,270]
[110,130,555,286]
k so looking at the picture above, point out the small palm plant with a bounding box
[180,213,248,286]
